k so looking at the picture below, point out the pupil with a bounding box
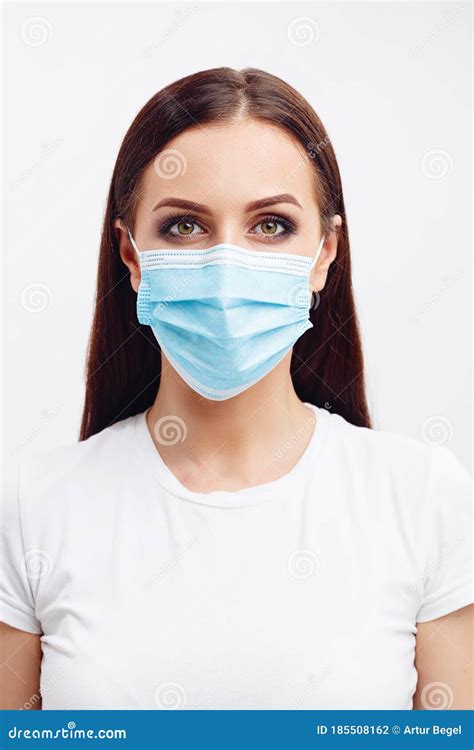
[178,221,194,234]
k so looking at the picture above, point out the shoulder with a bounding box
[24,413,137,472]
[322,407,433,474]
[323,408,473,621]
[16,414,141,516]
[321,407,471,501]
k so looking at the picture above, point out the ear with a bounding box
[113,219,141,294]
[309,214,342,294]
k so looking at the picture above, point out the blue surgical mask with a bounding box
[127,228,325,401]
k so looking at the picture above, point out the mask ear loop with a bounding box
[126,226,141,259]
[309,234,325,310]
[310,234,325,271]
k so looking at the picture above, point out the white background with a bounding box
[2,1,472,481]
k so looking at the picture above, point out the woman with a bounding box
[1,67,472,710]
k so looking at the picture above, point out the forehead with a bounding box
[138,119,317,209]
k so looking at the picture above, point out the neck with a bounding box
[145,353,316,492]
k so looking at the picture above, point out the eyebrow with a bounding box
[152,193,302,214]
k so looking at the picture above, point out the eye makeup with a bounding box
[155,211,299,244]
[248,213,297,239]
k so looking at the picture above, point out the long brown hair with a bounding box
[80,67,371,440]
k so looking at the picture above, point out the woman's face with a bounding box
[116,118,340,293]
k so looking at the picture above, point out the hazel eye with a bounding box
[252,218,289,236]
[169,220,204,236]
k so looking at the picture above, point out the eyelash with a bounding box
[157,213,298,241]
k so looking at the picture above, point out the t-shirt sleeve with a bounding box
[416,444,473,623]
[0,470,42,634]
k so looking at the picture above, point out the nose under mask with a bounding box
[128,229,325,401]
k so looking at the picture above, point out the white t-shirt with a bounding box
[1,403,472,710]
